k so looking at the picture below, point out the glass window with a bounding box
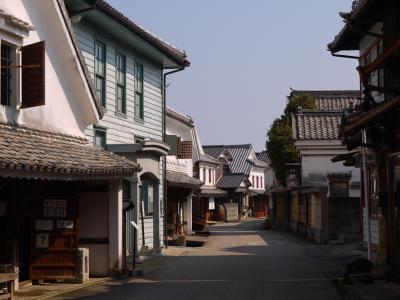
[208,169,211,183]
[1,43,12,106]
[203,168,206,182]
[94,128,106,149]
[116,52,126,113]
[142,180,154,216]
[94,40,106,106]
[135,62,144,119]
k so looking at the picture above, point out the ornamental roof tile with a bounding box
[0,123,139,179]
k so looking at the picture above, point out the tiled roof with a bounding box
[290,90,360,112]
[256,151,270,165]
[94,1,189,67]
[225,145,253,174]
[216,174,250,189]
[0,123,139,179]
[204,144,267,175]
[291,111,343,140]
[203,145,225,159]
[167,171,203,188]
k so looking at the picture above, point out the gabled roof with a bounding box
[289,90,360,112]
[256,151,270,165]
[65,0,189,68]
[292,110,342,140]
[202,145,225,159]
[0,122,139,180]
[216,174,251,189]
[203,144,267,175]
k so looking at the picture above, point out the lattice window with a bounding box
[178,141,192,159]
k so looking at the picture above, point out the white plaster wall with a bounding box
[249,167,266,191]
[301,154,360,186]
[0,0,98,136]
[199,164,216,187]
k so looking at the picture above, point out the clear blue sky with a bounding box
[107,0,359,151]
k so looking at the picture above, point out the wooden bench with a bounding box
[0,273,17,300]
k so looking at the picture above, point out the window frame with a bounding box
[141,179,154,217]
[94,126,107,149]
[115,51,126,114]
[134,62,144,120]
[94,39,106,107]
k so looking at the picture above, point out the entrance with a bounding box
[31,197,78,282]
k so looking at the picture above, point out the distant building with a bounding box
[270,90,362,243]
[203,144,268,220]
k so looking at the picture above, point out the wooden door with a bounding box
[31,198,78,282]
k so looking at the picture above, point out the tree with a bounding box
[266,94,315,186]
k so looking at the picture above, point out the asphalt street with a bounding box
[56,219,345,300]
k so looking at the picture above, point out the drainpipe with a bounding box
[362,128,372,261]
[163,67,185,249]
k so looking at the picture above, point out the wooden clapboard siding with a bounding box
[74,21,166,251]
[74,23,163,144]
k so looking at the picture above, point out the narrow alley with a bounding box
[53,220,348,300]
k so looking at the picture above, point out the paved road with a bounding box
[57,219,345,300]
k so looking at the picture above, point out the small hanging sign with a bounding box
[36,233,49,248]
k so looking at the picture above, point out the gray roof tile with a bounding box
[292,111,343,140]
[167,171,203,188]
[216,174,250,189]
[0,123,139,178]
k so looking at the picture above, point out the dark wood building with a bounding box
[329,0,400,281]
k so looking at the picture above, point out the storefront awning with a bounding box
[0,123,140,180]
[166,171,203,189]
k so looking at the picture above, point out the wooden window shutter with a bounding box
[21,41,45,108]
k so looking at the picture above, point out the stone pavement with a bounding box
[16,219,400,300]
[50,219,348,299]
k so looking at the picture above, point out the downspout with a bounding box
[163,67,185,249]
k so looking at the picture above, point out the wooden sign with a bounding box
[35,220,53,231]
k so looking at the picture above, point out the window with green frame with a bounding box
[135,62,144,119]
[116,52,126,113]
[94,127,107,149]
[94,39,106,107]
[141,179,153,216]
